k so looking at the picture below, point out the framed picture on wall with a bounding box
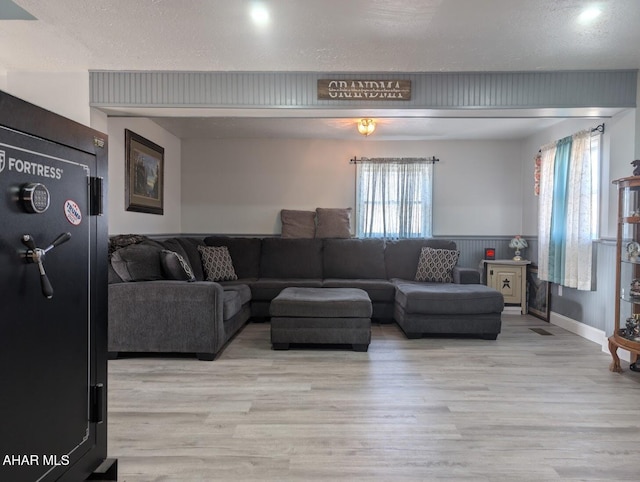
[125,129,164,215]
[527,265,550,321]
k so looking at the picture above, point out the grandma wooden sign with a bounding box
[317,79,411,100]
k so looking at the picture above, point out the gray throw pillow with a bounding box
[108,262,124,284]
[160,250,196,281]
[110,243,165,282]
[415,247,460,283]
[315,207,352,238]
[281,209,316,238]
[198,245,238,281]
[108,233,148,255]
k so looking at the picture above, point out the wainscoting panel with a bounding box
[549,240,616,334]
[445,236,538,270]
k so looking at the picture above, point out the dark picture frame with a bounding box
[125,129,164,215]
[527,265,550,321]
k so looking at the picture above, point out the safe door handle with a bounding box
[44,232,72,253]
[21,232,71,299]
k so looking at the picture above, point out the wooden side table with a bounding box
[483,259,531,314]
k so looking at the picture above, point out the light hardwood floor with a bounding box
[108,315,640,481]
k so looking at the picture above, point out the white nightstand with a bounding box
[483,259,531,315]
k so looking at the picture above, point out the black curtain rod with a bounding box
[537,123,605,154]
[350,156,439,164]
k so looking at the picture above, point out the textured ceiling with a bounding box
[4,0,640,72]
[2,1,638,139]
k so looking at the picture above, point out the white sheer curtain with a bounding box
[356,159,433,238]
[564,130,593,290]
[537,142,557,282]
[537,129,596,290]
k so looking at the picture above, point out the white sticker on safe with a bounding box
[64,199,82,226]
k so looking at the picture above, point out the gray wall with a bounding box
[548,240,616,334]
[180,138,523,236]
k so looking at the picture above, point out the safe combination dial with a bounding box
[20,182,50,214]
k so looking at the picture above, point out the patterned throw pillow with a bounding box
[197,245,238,281]
[415,247,460,283]
[160,250,196,282]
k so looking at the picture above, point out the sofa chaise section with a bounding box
[383,238,503,339]
[392,280,504,339]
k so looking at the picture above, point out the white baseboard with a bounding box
[549,311,631,362]
[502,306,522,315]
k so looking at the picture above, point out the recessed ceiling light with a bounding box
[578,6,602,24]
[250,3,270,26]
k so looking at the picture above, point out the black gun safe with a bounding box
[0,91,116,481]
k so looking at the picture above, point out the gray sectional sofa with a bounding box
[108,236,504,360]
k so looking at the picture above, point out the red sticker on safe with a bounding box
[64,199,82,226]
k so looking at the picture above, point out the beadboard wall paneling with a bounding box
[550,239,616,334]
[448,236,538,270]
[90,70,637,109]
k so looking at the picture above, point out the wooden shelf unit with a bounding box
[609,176,640,372]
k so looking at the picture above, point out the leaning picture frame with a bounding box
[527,265,550,321]
[125,129,164,215]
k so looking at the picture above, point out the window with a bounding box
[356,159,433,238]
[590,132,601,239]
[538,127,602,290]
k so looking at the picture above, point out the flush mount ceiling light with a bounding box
[250,3,270,26]
[578,6,602,24]
[357,119,376,137]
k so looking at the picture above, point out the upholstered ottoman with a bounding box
[270,287,372,352]
[393,281,504,339]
